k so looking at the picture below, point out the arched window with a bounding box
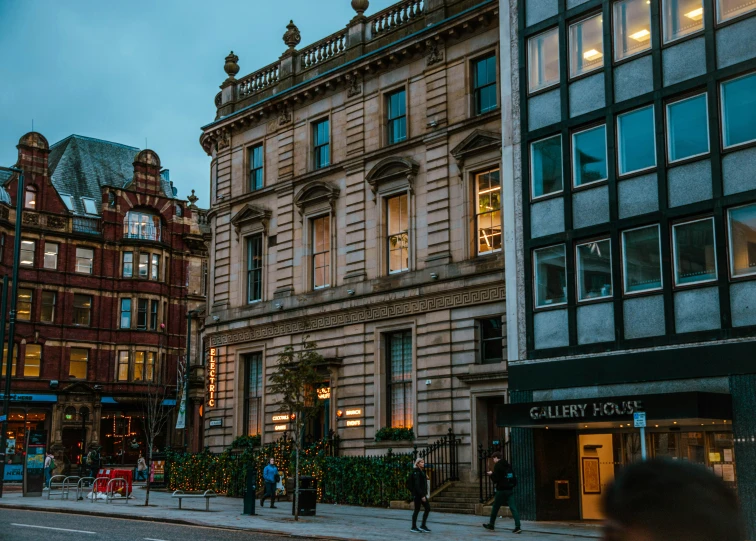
[24,186,37,210]
[64,406,77,421]
[124,210,161,241]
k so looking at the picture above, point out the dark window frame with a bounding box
[473,53,498,115]
[478,318,504,364]
[386,88,408,145]
[41,291,56,323]
[247,234,264,303]
[386,330,413,429]
[73,294,92,327]
[313,118,330,170]
[243,352,263,437]
[249,143,264,191]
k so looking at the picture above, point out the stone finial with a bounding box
[283,20,301,50]
[188,189,199,209]
[224,51,240,79]
[351,0,369,16]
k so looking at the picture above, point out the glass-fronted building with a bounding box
[500,0,756,533]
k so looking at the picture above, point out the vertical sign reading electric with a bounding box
[207,348,217,408]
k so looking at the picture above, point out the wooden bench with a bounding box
[171,489,217,511]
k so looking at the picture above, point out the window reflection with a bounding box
[613,0,652,61]
[570,14,604,78]
[534,245,567,307]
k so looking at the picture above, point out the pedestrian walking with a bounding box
[136,454,148,481]
[483,452,521,534]
[260,457,279,508]
[86,446,101,479]
[43,452,55,489]
[409,457,431,533]
[602,458,744,541]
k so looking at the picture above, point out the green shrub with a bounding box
[374,427,415,442]
[230,434,261,450]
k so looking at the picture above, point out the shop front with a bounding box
[497,392,735,521]
[0,393,56,481]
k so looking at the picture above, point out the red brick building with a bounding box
[0,132,208,473]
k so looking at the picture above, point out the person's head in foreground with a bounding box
[602,458,744,541]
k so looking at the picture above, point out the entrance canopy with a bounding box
[497,392,732,429]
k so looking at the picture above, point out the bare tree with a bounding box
[268,337,324,521]
[141,378,173,506]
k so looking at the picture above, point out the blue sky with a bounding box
[0,0,394,207]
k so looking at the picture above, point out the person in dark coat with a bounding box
[409,457,431,533]
[483,451,521,534]
[601,458,744,541]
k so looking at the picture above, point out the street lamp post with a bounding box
[0,166,25,498]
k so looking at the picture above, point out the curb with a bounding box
[0,504,362,541]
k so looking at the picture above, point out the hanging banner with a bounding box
[175,382,187,430]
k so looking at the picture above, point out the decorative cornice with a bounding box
[293,180,341,217]
[457,369,508,383]
[230,203,272,239]
[365,156,420,194]
[209,283,505,347]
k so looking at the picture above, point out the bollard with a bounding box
[243,468,257,515]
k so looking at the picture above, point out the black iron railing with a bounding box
[123,224,161,241]
[414,428,461,491]
[478,439,510,503]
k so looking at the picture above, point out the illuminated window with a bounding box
[44,242,58,270]
[134,351,145,381]
[312,216,331,289]
[41,291,55,323]
[24,345,41,378]
[17,288,32,321]
[145,352,155,382]
[613,0,652,61]
[663,0,704,43]
[387,194,409,274]
[717,0,756,21]
[387,330,413,429]
[24,186,37,210]
[570,14,604,78]
[1,344,17,377]
[75,247,94,274]
[20,240,35,267]
[117,351,129,381]
[528,28,560,93]
[476,168,502,255]
[69,348,88,379]
[124,210,161,241]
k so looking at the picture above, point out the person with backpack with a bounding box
[409,457,431,533]
[483,451,521,534]
[86,446,101,479]
[43,452,55,489]
[260,457,279,508]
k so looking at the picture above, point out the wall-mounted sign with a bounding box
[346,409,362,417]
[272,414,290,422]
[209,419,223,428]
[207,348,217,408]
[346,419,361,427]
[274,424,288,431]
[530,400,643,421]
[317,387,331,400]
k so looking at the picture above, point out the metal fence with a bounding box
[478,439,510,503]
[414,428,461,492]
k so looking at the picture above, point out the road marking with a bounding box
[144,538,170,541]
[11,523,96,534]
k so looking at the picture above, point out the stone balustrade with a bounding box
[237,62,280,98]
[369,0,425,38]
[300,30,347,70]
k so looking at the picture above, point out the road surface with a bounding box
[0,509,314,541]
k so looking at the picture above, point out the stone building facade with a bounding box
[0,132,208,472]
[498,0,756,532]
[200,0,506,477]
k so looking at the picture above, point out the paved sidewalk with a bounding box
[0,488,602,541]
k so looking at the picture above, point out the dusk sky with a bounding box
[0,0,394,207]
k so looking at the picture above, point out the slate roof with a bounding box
[47,135,175,215]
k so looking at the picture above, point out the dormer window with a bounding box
[60,194,75,211]
[124,210,161,241]
[82,198,98,215]
[24,186,37,210]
